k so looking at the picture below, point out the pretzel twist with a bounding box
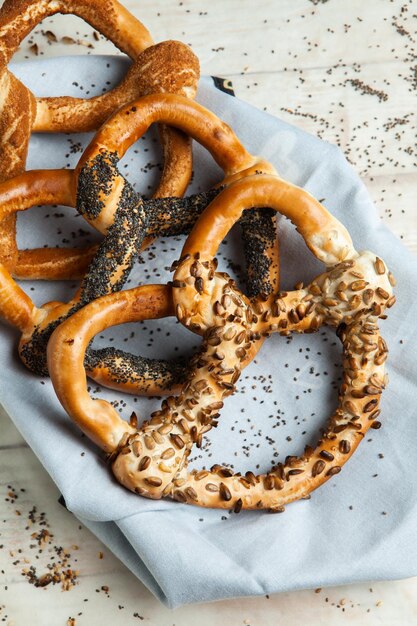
[48,175,395,511]
[0,0,199,277]
[1,97,279,394]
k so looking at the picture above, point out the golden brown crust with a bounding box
[32,41,199,134]
[76,94,258,183]
[0,0,153,63]
[0,71,36,271]
[74,94,277,241]
[0,168,77,277]
[14,246,98,281]
[180,174,354,266]
[0,264,40,331]
[0,169,75,215]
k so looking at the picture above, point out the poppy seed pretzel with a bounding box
[72,92,280,309]
[0,0,199,277]
[0,99,280,390]
[47,174,395,510]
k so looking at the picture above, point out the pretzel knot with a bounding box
[48,174,395,511]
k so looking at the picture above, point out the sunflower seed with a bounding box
[350,280,368,291]
[161,448,175,460]
[339,440,351,454]
[223,327,236,341]
[132,441,142,457]
[364,385,382,395]
[205,483,219,492]
[326,466,341,476]
[159,462,173,473]
[311,460,326,477]
[194,470,209,481]
[185,487,198,502]
[219,482,232,501]
[320,450,334,461]
[374,258,385,275]
[170,433,185,449]
[234,498,243,514]
[364,399,378,412]
[144,435,156,450]
[138,456,151,471]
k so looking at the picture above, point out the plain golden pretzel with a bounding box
[0,0,199,276]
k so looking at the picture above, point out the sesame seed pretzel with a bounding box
[0,97,280,391]
[47,174,395,511]
[0,0,199,276]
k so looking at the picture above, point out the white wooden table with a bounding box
[1,1,417,624]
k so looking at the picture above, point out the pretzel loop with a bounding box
[47,283,263,449]
[0,0,153,65]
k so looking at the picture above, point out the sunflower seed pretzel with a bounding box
[167,174,395,510]
[45,174,395,511]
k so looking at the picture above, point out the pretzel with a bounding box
[0,96,280,391]
[48,174,395,511]
[0,0,199,276]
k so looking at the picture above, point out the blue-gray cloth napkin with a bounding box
[1,56,416,607]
